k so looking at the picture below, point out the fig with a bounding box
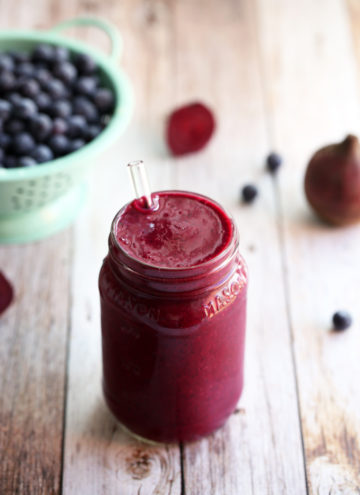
[304,135,360,225]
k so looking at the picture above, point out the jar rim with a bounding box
[110,189,238,276]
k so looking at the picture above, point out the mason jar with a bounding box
[99,191,248,443]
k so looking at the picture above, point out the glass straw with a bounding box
[127,160,153,209]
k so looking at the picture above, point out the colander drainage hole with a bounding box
[16,188,24,194]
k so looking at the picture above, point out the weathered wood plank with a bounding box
[256,0,360,492]
[172,0,307,493]
[0,231,72,495]
[62,1,180,493]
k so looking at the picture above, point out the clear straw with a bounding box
[127,160,153,209]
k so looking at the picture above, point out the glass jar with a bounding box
[99,193,248,443]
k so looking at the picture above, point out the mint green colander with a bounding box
[0,17,134,244]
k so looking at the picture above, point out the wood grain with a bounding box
[0,232,71,495]
[171,0,307,493]
[256,0,360,492]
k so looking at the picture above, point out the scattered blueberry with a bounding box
[332,311,352,331]
[75,53,96,75]
[94,88,114,113]
[266,152,283,173]
[242,184,258,203]
[31,144,53,163]
[13,132,35,155]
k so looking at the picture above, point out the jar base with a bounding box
[103,387,237,444]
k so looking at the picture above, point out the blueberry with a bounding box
[0,133,10,149]
[3,155,17,168]
[30,113,52,140]
[67,114,86,138]
[34,92,51,112]
[32,43,54,63]
[48,134,69,156]
[94,88,114,113]
[31,144,53,163]
[9,51,29,64]
[35,68,52,86]
[74,76,97,97]
[332,311,352,331]
[0,54,15,72]
[242,184,258,203]
[53,61,77,84]
[5,119,25,134]
[100,114,111,126]
[51,99,72,119]
[68,138,85,153]
[266,152,283,173]
[13,98,37,119]
[19,78,40,98]
[73,97,98,122]
[0,148,4,162]
[74,53,97,75]
[0,71,16,91]
[85,124,101,141]
[53,46,70,63]
[13,132,35,155]
[15,62,35,77]
[0,99,12,119]
[52,117,68,135]
[7,92,23,105]
[19,156,36,167]
[44,78,67,99]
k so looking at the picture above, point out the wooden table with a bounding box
[1,0,360,493]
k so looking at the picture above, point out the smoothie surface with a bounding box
[115,191,232,268]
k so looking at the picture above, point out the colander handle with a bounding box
[49,17,122,62]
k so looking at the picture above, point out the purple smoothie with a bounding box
[99,191,247,442]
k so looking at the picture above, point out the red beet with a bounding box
[166,102,215,156]
[0,271,14,315]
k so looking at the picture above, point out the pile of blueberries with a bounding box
[0,43,115,168]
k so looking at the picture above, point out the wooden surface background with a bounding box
[1,0,360,493]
